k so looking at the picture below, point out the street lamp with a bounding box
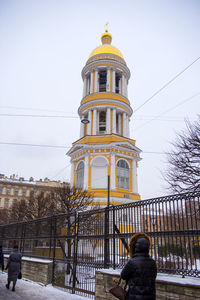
[81,118,90,124]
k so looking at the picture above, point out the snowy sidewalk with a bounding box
[0,272,90,300]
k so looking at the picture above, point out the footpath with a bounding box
[0,272,89,300]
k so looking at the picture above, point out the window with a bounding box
[13,199,17,207]
[99,70,107,92]
[115,72,121,94]
[4,199,9,208]
[6,188,11,195]
[0,187,2,194]
[99,111,106,133]
[91,156,108,189]
[117,159,129,189]
[22,189,26,196]
[14,189,18,196]
[76,161,84,189]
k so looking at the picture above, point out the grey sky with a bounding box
[0,0,199,199]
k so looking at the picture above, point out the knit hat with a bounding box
[129,232,151,258]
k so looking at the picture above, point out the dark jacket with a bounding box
[6,249,22,281]
[0,248,4,270]
[121,234,157,300]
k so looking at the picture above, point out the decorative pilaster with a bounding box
[123,112,127,137]
[106,68,111,92]
[83,77,87,97]
[93,109,97,135]
[106,108,111,134]
[132,160,138,193]
[80,115,84,138]
[112,69,115,93]
[111,153,115,189]
[87,110,92,135]
[70,162,74,187]
[84,155,89,189]
[112,108,116,134]
[94,69,98,92]
[90,72,93,94]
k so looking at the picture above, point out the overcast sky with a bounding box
[0,0,199,199]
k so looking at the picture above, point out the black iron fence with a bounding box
[0,191,200,297]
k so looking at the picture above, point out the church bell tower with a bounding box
[67,29,141,206]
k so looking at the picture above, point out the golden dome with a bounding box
[89,30,124,59]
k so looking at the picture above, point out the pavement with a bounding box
[0,272,89,300]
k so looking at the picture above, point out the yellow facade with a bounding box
[67,29,141,206]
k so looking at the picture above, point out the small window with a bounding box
[99,111,106,133]
[117,159,129,189]
[99,70,107,92]
[6,188,11,195]
[76,161,84,189]
[13,199,17,207]
[0,187,2,194]
[22,189,26,196]
[4,199,9,208]
[14,189,18,196]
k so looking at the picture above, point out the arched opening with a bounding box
[117,159,129,189]
[99,111,106,133]
[76,161,84,189]
[91,156,108,189]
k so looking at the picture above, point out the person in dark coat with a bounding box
[5,245,22,292]
[0,245,4,271]
[121,232,157,300]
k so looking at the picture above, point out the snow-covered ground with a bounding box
[0,272,90,300]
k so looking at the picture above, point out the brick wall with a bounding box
[95,270,200,300]
[4,256,52,285]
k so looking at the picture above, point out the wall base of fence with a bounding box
[4,256,53,285]
[95,269,200,300]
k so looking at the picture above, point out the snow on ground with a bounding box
[0,272,90,300]
[100,268,200,286]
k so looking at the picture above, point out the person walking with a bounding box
[0,245,4,272]
[5,244,22,292]
[121,232,157,300]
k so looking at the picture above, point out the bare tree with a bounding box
[0,208,10,225]
[163,116,200,193]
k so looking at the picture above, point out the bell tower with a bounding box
[67,29,141,206]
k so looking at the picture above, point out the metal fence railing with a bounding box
[0,191,200,297]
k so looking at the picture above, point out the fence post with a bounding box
[52,216,57,284]
[72,212,79,294]
[104,206,109,268]
[113,205,116,269]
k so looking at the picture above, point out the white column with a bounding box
[94,69,98,92]
[132,160,138,193]
[87,110,92,135]
[125,78,128,97]
[90,72,93,94]
[112,108,117,134]
[80,115,84,138]
[106,68,111,92]
[127,116,130,138]
[122,74,125,96]
[118,113,122,135]
[86,76,90,95]
[83,77,87,97]
[123,112,127,137]
[70,162,74,187]
[119,77,122,94]
[112,69,115,93]
[93,109,97,135]
[96,110,99,134]
[111,153,115,189]
[106,108,111,134]
[84,156,89,189]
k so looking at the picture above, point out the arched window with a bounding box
[117,159,129,189]
[76,161,84,189]
[91,156,108,189]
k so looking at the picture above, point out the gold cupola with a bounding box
[88,29,124,61]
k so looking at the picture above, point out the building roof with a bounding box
[89,30,124,60]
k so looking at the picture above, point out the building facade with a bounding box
[0,173,66,209]
[67,30,141,206]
